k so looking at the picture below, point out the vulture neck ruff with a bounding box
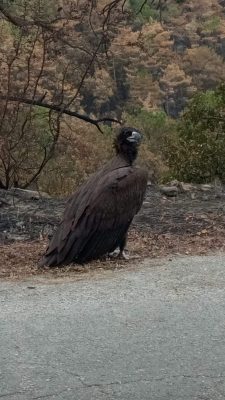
[115,142,138,165]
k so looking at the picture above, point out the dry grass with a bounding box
[1,227,225,281]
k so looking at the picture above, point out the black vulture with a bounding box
[39,127,148,267]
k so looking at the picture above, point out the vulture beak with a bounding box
[127,131,142,144]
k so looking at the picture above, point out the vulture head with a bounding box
[114,127,142,164]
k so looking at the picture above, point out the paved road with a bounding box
[1,255,225,400]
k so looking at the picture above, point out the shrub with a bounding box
[163,86,225,183]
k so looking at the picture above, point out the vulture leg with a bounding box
[118,233,130,259]
[109,233,129,260]
[119,234,127,253]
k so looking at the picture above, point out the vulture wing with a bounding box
[40,166,148,266]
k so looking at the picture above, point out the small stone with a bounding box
[160,186,178,197]
[200,184,212,192]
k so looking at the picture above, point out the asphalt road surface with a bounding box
[1,255,225,400]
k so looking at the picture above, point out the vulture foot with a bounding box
[109,249,130,260]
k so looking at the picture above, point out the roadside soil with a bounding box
[1,183,225,280]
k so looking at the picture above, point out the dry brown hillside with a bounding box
[108,0,225,117]
[1,0,225,194]
[1,1,225,118]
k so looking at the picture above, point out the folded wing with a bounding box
[40,166,148,266]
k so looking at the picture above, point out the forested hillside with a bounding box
[110,0,225,118]
[1,0,225,194]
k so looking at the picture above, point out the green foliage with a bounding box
[31,108,54,149]
[4,0,58,20]
[164,86,225,183]
[10,23,21,39]
[136,67,149,78]
[163,3,181,21]
[201,16,221,33]
[34,0,58,21]
[129,0,159,22]
[124,108,175,152]
[3,0,26,15]
[129,0,182,23]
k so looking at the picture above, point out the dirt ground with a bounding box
[1,183,225,280]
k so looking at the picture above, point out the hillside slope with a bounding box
[103,0,225,117]
[1,0,225,118]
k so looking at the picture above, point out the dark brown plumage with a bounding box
[39,127,148,267]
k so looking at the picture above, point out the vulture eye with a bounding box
[126,131,142,144]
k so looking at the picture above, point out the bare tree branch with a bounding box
[0,95,121,132]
